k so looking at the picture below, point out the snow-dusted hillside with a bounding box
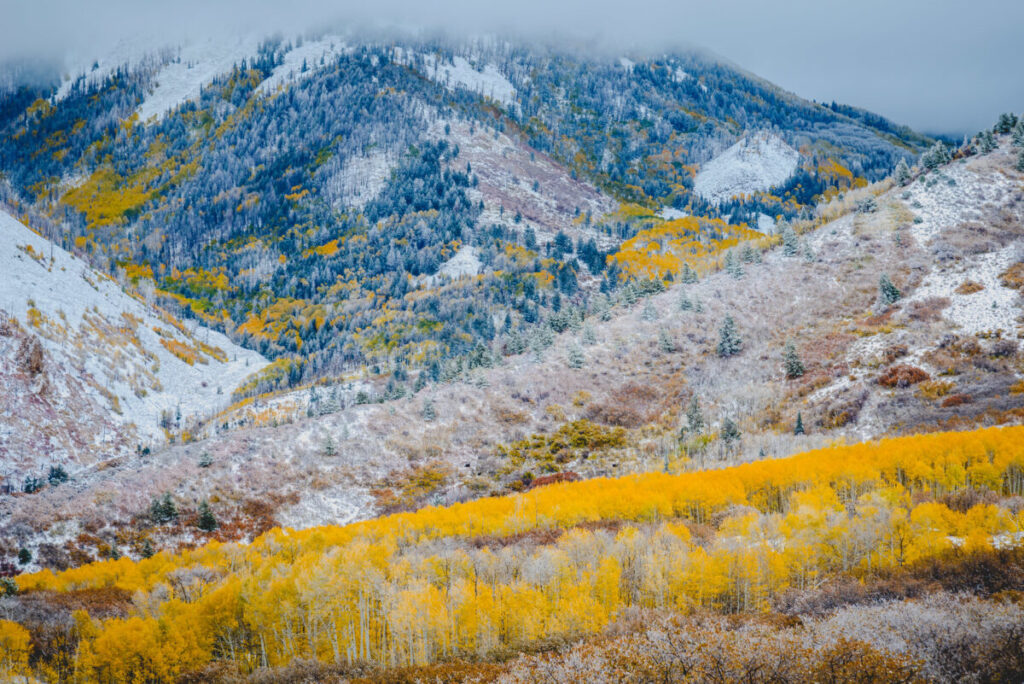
[694,132,800,204]
[137,36,263,121]
[418,53,516,107]
[0,208,266,469]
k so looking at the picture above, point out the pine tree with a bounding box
[567,344,585,369]
[658,327,676,353]
[922,141,950,170]
[879,274,901,306]
[150,493,178,524]
[198,451,213,468]
[1012,119,1024,147]
[1017,149,1024,173]
[197,500,218,532]
[784,342,805,379]
[803,240,815,263]
[996,112,1019,134]
[679,291,693,311]
[720,417,741,445]
[979,130,997,154]
[140,539,155,559]
[17,548,31,565]
[794,412,806,435]
[582,324,596,346]
[725,250,744,279]
[47,464,68,485]
[422,399,437,421]
[893,158,911,185]
[322,435,336,457]
[781,222,799,257]
[641,299,658,321]
[682,263,698,283]
[717,315,742,357]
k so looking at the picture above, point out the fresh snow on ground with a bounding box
[694,132,800,205]
[322,150,396,210]
[659,207,689,220]
[438,246,482,279]
[419,54,516,107]
[256,36,349,96]
[0,209,266,441]
[757,212,777,234]
[55,35,159,102]
[137,36,262,121]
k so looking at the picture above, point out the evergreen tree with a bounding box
[198,451,213,468]
[197,500,218,532]
[979,130,997,154]
[47,464,68,485]
[720,417,741,445]
[149,493,179,524]
[717,315,742,357]
[1017,149,1024,173]
[794,412,806,435]
[322,435,336,457]
[725,250,744,279]
[783,342,805,379]
[803,240,815,263]
[921,141,950,170]
[1012,119,1024,147]
[893,157,911,185]
[996,112,1019,134]
[679,291,693,311]
[682,263,698,284]
[18,548,31,565]
[658,327,676,353]
[141,539,155,559]
[641,299,658,321]
[567,344,585,369]
[422,398,437,421]
[582,324,596,346]
[781,222,799,257]
[413,372,427,393]
[879,274,901,306]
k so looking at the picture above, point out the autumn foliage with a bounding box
[7,426,1024,681]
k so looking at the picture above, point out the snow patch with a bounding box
[908,244,1021,336]
[276,486,373,530]
[694,132,800,205]
[659,207,689,221]
[438,246,482,279]
[757,213,777,234]
[137,36,262,121]
[418,54,516,106]
[256,36,349,96]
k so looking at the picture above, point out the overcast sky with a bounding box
[2,0,1021,134]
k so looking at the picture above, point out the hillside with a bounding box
[3,426,1024,681]
[0,32,929,401]
[0,207,266,481]
[2,131,1021,575]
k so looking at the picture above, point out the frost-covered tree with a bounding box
[996,112,1019,134]
[978,130,997,154]
[679,291,693,311]
[685,395,704,434]
[784,342,805,379]
[658,327,676,353]
[794,412,806,435]
[567,344,585,369]
[893,158,911,185]
[422,398,437,421]
[581,324,596,346]
[879,274,901,306]
[717,315,742,357]
[720,417,741,446]
[781,222,799,257]
[921,141,950,170]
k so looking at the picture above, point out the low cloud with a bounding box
[2,0,1021,134]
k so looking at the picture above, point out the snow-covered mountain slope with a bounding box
[0,208,266,473]
[137,35,263,121]
[694,132,800,204]
[418,53,516,107]
[256,36,350,96]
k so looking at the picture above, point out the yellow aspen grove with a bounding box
[7,425,1024,680]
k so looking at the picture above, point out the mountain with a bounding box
[0,33,929,400]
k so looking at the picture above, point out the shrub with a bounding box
[877,365,930,388]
